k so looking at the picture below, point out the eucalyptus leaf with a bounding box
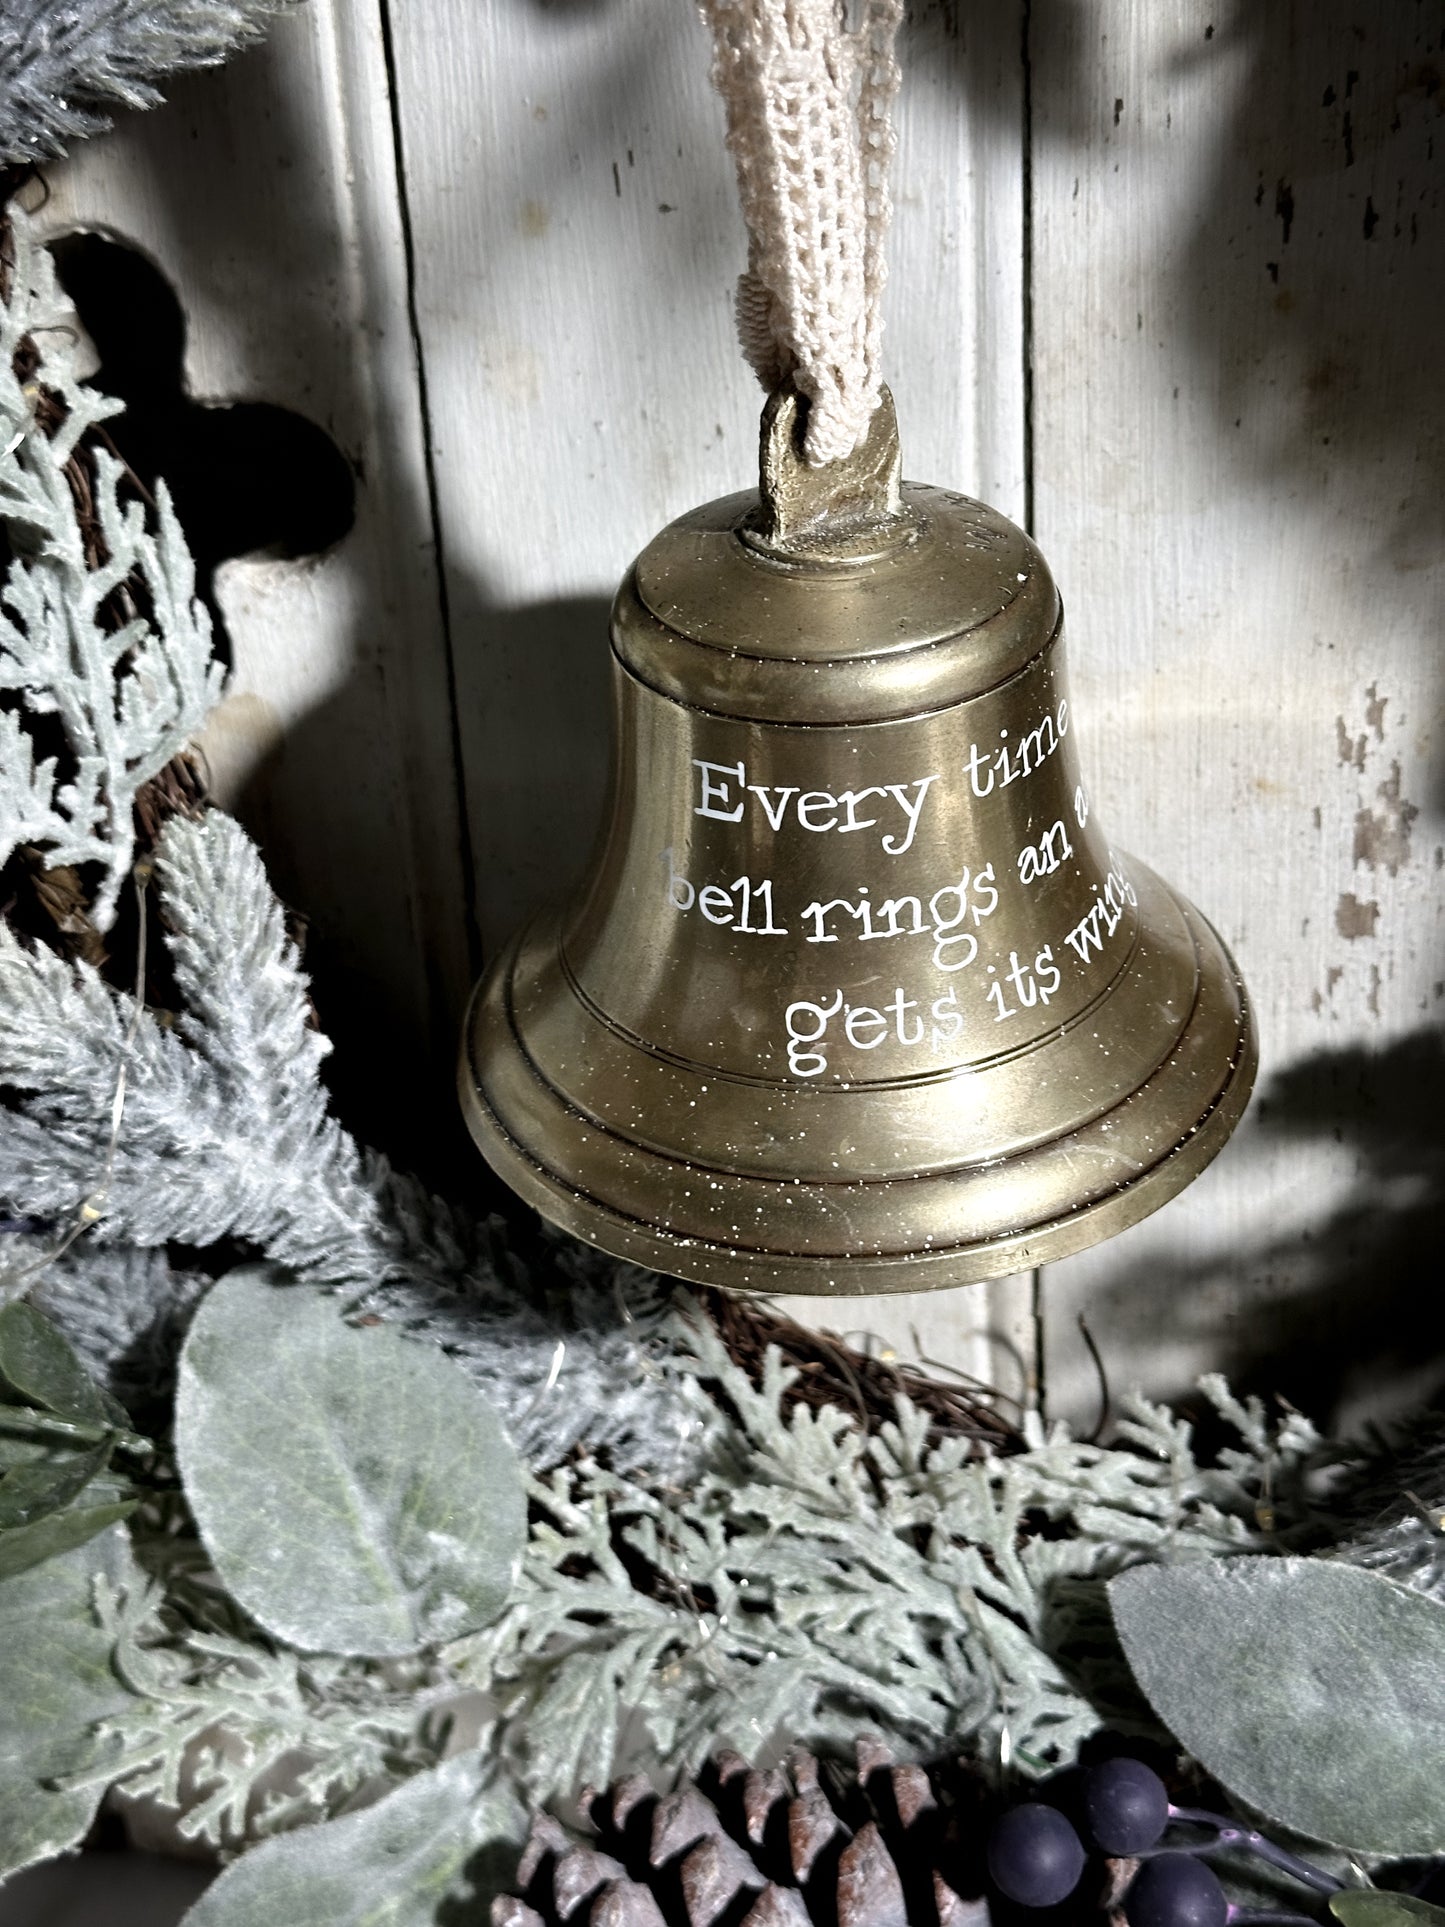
[175,1268,528,1657]
[0,1525,137,1882]
[1331,1897,1445,1927]
[0,1436,110,1528]
[1111,1558,1445,1855]
[178,1753,524,1927]
[0,1498,137,1580]
[0,1300,127,1428]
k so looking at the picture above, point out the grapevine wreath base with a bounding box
[2,208,1445,1925]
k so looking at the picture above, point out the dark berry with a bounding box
[1083,1757,1170,1856]
[987,1803,1087,1909]
[1125,1854,1228,1927]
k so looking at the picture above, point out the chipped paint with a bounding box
[1336,715,1368,770]
[1352,760,1419,876]
[1312,961,1347,1015]
[1335,892,1380,940]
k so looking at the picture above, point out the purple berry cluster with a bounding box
[985,1756,1338,1927]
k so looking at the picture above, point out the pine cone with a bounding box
[496,1742,992,1927]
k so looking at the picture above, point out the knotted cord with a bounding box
[698,0,904,465]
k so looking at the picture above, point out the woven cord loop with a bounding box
[699,0,903,466]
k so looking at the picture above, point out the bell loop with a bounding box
[744,382,920,565]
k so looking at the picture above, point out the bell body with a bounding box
[461,392,1254,1294]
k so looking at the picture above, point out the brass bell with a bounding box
[460,389,1255,1295]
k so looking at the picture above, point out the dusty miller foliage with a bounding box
[1,208,224,929]
[1,0,296,165]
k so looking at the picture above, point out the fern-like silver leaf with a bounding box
[0,207,225,928]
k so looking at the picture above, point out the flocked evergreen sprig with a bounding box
[0,808,711,1473]
[0,0,296,165]
[0,208,224,929]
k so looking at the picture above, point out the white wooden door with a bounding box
[40,0,1445,1431]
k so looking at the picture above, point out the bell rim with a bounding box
[458,898,1257,1298]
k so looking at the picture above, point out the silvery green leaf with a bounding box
[175,1267,527,1656]
[178,1753,524,1927]
[0,1437,111,1528]
[1111,1557,1445,1854]
[0,1525,137,1882]
[0,1499,137,1580]
[1332,1897,1445,1927]
[0,1300,127,1428]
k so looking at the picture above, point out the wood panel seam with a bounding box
[376,0,483,980]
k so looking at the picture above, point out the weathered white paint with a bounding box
[1031,0,1445,1433]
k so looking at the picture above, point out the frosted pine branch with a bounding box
[0,808,710,1473]
[0,209,225,928]
[0,0,296,164]
[0,809,498,1283]
[68,1571,447,1847]
[1326,1405,1445,1603]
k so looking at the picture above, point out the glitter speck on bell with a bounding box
[459,385,1255,1295]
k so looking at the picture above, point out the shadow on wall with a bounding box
[1171,0,1445,597]
[249,583,613,1211]
[441,585,614,958]
[1034,0,1445,803]
[1074,1027,1445,1435]
[1187,1,1445,814]
[50,231,356,670]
